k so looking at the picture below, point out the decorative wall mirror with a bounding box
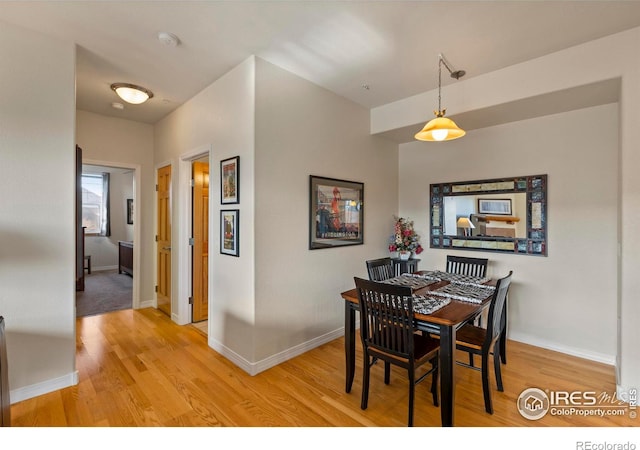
[430,174,547,256]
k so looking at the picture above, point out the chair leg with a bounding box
[430,356,439,407]
[494,345,504,392]
[500,335,507,365]
[384,362,391,385]
[481,352,493,414]
[361,353,371,410]
[407,369,415,427]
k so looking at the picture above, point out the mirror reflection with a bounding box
[443,193,527,239]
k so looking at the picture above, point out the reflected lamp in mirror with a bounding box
[456,217,475,237]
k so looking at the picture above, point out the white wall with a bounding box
[253,58,398,366]
[76,110,154,304]
[154,57,257,361]
[0,21,77,400]
[373,26,640,395]
[399,104,618,362]
[153,56,398,373]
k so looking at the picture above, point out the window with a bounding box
[81,173,110,236]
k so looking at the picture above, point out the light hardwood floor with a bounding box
[10,307,636,427]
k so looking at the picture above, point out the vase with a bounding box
[399,251,410,260]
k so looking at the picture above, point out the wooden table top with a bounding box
[341,274,495,327]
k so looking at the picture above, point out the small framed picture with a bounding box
[478,198,512,215]
[221,156,239,204]
[220,209,239,256]
[309,175,364,250]
[126,198,134,224]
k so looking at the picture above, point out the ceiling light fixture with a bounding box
[110,83,154,105]
[414,53,466,142]
[157,31,180,47]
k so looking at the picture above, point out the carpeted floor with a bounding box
[76,269,132,317]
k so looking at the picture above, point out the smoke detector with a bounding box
[158,31,180,47]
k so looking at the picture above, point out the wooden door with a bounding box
[192,161,209,322]
[157,165,172,316]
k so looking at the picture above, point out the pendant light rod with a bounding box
[439,53,466,80]
[435,54,466,117]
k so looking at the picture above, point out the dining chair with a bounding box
[446,255,489,329]
[455,270,513,414]
[365,257,395,281]
[354,277,440,427]
[445,255,488,278]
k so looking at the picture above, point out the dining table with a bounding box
[340,270,498,427]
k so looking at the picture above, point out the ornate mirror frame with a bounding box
[430,174,548,256]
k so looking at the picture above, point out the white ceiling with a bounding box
[2,1,640,125]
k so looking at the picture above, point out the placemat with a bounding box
[429,282,495,304]
[381,274,439,290]
[411,295,451,315]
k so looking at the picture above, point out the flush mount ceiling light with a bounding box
[158,31,180,47]
[415,53,466,142]
[110,83,154,105]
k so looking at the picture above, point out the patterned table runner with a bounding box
[381,274,439,290]
[428,282,495,304]
[414,270,491,286]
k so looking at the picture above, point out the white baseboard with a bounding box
[92,265,119,272]
[508,331,616,365]
[138,299,155,309]
[10,370,78,404]
[208,327,345,376]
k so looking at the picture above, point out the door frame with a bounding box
[83,158,142,310]
[177,145,212,325]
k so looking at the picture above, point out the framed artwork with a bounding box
[478,198,512,215]
[126,198,134,224]
[220,156,239,204]
[309,175,364,250]
[220,209,239,256]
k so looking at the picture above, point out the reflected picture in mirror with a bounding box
[430,175,547,256]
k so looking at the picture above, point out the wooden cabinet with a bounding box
[118,241,133,277]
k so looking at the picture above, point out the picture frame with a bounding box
[126,198,134,224]
[220,156,239,204]
[220,209,239,256]
[309,175,364,250]
[478,198,512,215]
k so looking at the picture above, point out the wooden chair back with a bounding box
[484,271,513,352]
[354,277,415,361]
[446,255,488,278]
[366,257,395,282]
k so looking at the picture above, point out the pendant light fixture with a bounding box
[110,83,154,105]
[415,53,466,142]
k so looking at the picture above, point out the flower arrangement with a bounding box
[388,216,423,255]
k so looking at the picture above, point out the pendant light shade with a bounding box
[414,114,466,142]
[415,54,465,142]
[111,83,154,105]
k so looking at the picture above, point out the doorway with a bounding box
[76,161,137,317]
